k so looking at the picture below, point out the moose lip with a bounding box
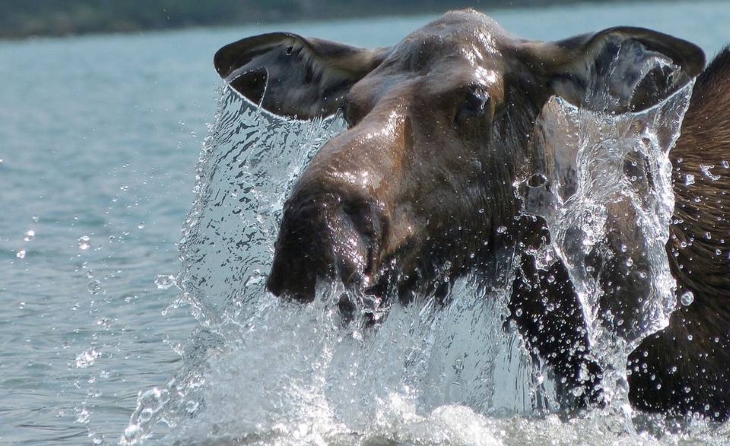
[335,265,399,324]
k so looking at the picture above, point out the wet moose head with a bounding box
[214,10,703,304]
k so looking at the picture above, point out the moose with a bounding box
[214,10,730,419]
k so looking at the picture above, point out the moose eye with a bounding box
[455,88,490,125]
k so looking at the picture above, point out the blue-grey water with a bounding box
[2,1,729,445]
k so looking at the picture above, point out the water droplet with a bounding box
[135,387,170,425]
[87,280,103,295]
[684,173,695,186]
[514,307,523,317]
[571,386,584,397]
[547,275,555,284]
[137,222,145,230]
[244,270,264,288]
[453,357,465,373]
[76,408,91,424]
[534,372,544,385]
[496,225,507,234]
[185,400,199,414]
[97,318,111,329]
[16,250,26,259]
[24,230,35,241]
[78,236,91,250]
[124,294,137,303]
[700,164,721,181]
[154,274,176,290]
[680,291,694,306]
[123,424,141,442]
[687,334,693,341]
[75,349,101,368]
[723,160,730,169]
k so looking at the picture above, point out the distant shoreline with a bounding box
[0,0,692,40]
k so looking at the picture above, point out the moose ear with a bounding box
[214,33,391,119]
[530,27,705,112]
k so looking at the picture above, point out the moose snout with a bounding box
[266,184,388,302]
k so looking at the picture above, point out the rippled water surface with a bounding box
[2,1,730,444]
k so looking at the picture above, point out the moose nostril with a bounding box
[337,198,386,277]
[266,188,389,299]
[333,197,387,284]
[342,201,377,239]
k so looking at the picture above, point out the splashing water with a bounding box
[122,75,730,444]
[518,51,695,419]
[120,87,553,445]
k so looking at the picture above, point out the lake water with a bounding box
[2,1,729,444]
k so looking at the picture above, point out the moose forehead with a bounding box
[347,11,511,112]
[386,11,506,71]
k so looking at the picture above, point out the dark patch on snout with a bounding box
[266,187,388,303]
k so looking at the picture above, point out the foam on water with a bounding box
[122,79,730,444]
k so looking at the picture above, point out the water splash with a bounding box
[75,348,101,368]
[123,74,728,444]
[124,279,540,445]
[176,87,344,325]
[121,88,542,444]
[518,62,695,417]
